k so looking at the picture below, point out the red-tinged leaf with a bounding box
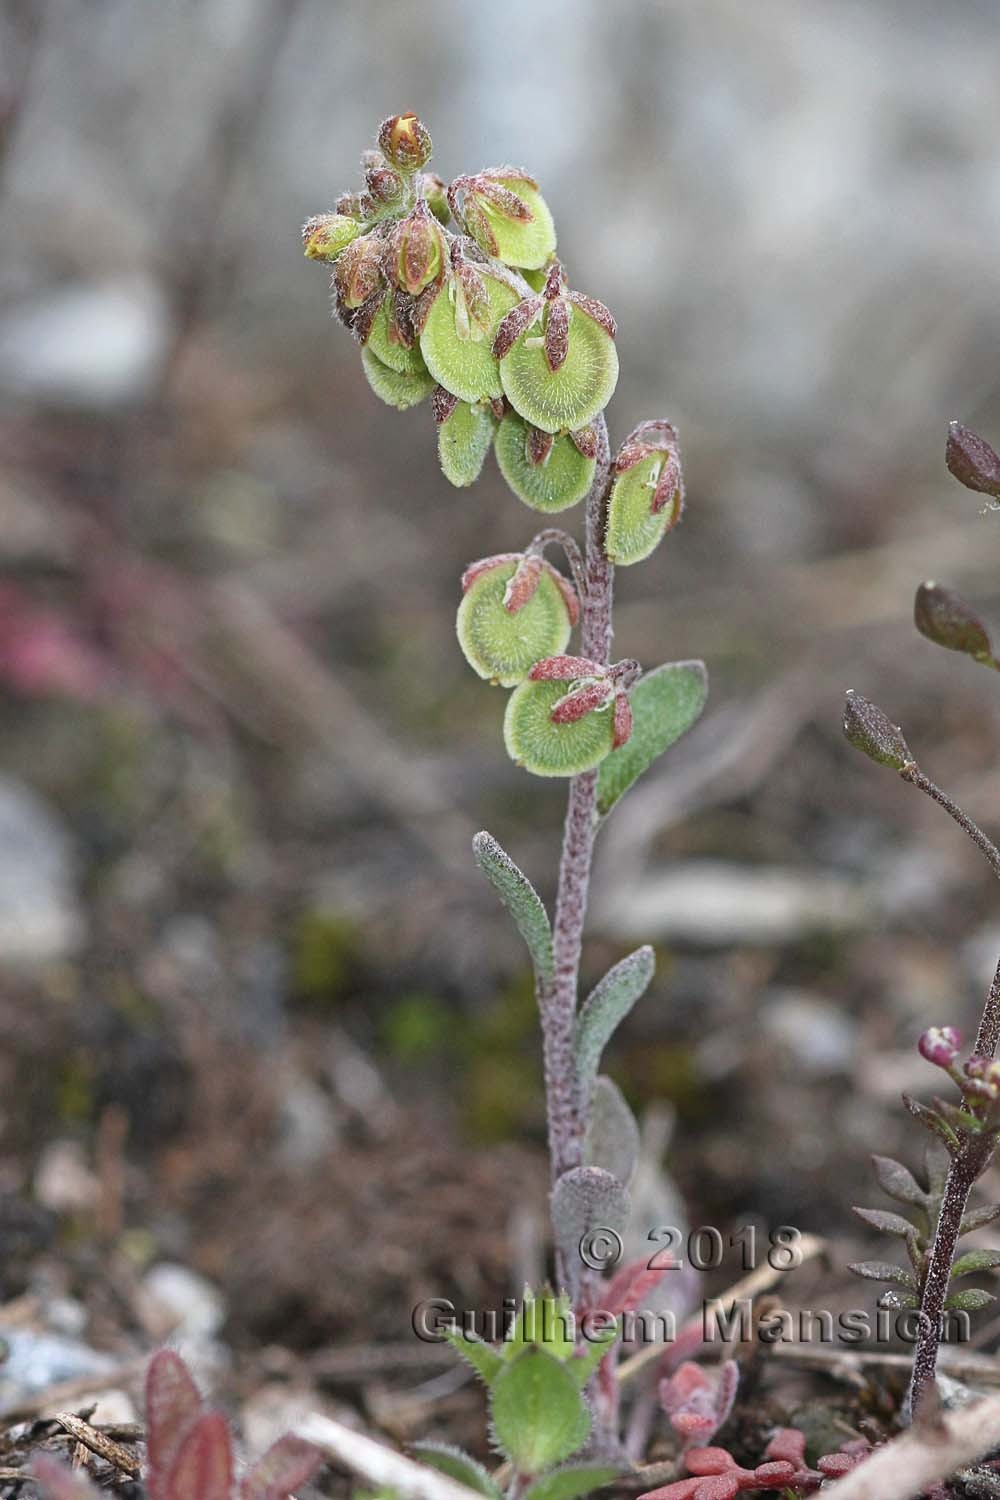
[600,1258,670,1318]
[527,425,555,466]
[636,1482,702,1500]
[686,1450,739,1475]
[544,564,581,627]
[544,299,570,372]
[551,680,613,723]
[164,1412,233,1500]
[651,453,684,523]
[529,655,605,682]
[32,1454,101,1500]
[503,556,543,614]
[817,1454,855,1477]
[432,386,459,425]
[461,554,522,593]
[145,1349,203,1500]
[692,1480,740,1500]
[566,291,616,338]
[493,295,544,358]
[570,425,599,459]
[763,1429,806,1467]
[612,691,633,749]
[240,1435,323,1500]
[752,1461,797,1484]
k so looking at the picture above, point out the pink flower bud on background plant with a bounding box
[918,1026,961,1067]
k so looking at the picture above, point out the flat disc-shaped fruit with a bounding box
[482,181,556,270]
[361,346,435,410]
[420,275,520,403]
[503,678,615,777]
[366,297,427,375]
[605,455,673,565]
[494,412,596,512]
[500,306,618,434]
[457,561,572,688]
[438,401,495,487]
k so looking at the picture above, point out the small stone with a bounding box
[139,1263,225,1341]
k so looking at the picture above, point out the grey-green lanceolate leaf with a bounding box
[872,1155,929,1209]
[521,1464,621,1500]
[595,662,707,817]
[551,1166,630,1300]
[851,1207,917,1238]
[847,1261,916,1289]
[489,1349,590,1474]
[945,1287,996,1312]
[583,1076,640,1186]
[410,1445,503,1500]
[472,831,554,987]
[575,947,655,1099]
[950,1248,1000,1279]
[445,1327,503,1387]
[960,1203,1000,1235]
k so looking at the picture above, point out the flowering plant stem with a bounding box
[545,416,613,1201]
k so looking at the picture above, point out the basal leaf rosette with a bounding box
[457,556,579,688]
[420,249,522,403]
[494,269,618,434]
[449,167,557,270]
[605,420,684,565]
[494,412,597,513]
[434,388,497,488]
[504,656,636,778]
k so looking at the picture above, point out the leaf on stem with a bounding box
[489,1349,590,1473]
[595,661,707,817]
[521,1465,622,1500]
[575,948,655,1098]
[410,1444,503,1500]
[551,1166,630,1299]
[445,1327,504,1387]
[847,1261,916,1288]
[472,831,555,987]
[872,1154,929,1208]
[583,1075,641,1186]
[949,1248,1000,1279]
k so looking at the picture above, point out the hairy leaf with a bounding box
[872,1155,928,1208]
[145,1349,203,1500]
[950,1249,1000,1279]
[411,1443,503,1500]
[551,1166,630,1299]
[596,662,708,817]
[945,1287,996,1312]
[583,1075,640,1186]
[575,948,655,1096]
[847,1260,916,1288]
[566,1323,618,1388]
[164,1412,233,1500]
[489,1349,590,1472]
[960,1203,1000,1235]
[472,831,554,986]
[504,1287,575,1363]
[240,1435,323,1500]
[852,1206,916,1238]
[521,1465,621,1500]
[446,1327,504,1387]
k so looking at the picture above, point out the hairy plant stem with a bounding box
[900,764,1000,1418]
[905,1132,995,1421]
[542,416,613,1227]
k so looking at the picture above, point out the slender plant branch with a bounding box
[543,415,613,1201]
[901,765,1000,883]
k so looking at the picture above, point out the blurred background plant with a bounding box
[2,0,1000,1486]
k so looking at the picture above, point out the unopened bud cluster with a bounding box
[305,115,688,778]
[917,1025,1000,1140]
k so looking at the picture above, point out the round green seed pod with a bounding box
[419,275,520,403]
[366,297,427,375]
[457,561,572,688]
[605,454,673,565]
[500,306,618,434]
[503,678,615,777]
[481,180,556,270]
[438,401,495,487]
[361,346,435,410]
[494,412,596,512]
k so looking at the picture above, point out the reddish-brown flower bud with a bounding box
[612,689,633,749]
[551,679,614,724]
[366,163,405,206]
[388,202,446,296]
[335,233,384,309]
[946,420,1000,499]
[378,113,433,173]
